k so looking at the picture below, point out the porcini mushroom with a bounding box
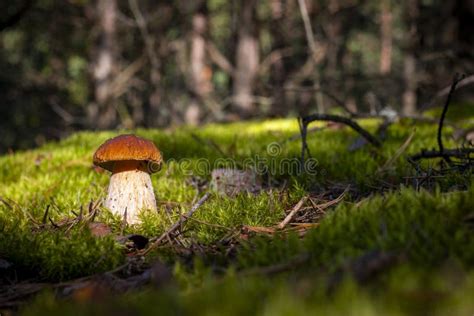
[93,134,162,224]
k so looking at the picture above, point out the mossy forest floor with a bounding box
[1,115,473,315]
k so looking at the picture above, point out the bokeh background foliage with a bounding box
[0,0,472,152]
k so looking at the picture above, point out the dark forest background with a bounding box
[0,0,473,153]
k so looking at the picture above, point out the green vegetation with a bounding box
[21,267,474,316]
[0,118,473,314]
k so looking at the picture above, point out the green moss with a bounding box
[0,118,472,312]
[236,185,474,270]
[0,210,123,280]
[20,265,474,315]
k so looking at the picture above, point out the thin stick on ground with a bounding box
[298,117,312,165]
[409,73,473,164]
[278,196,308,229]
[42,205,50,224]
[421,74,474,111]
[437,73,466,162]
[299,114,381,164]
[313,187,349,210]
[410,148,474,161]
[142,193,211,255]
[302,114,382,148]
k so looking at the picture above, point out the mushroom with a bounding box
[93,134,162,224]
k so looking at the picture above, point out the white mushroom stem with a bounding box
[104,169,157,224]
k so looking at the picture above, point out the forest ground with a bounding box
[0,109,473,315]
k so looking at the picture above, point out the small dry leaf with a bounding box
[88,222,112,237]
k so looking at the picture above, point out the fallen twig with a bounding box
[409,73,473,166]
[243,188,348,237]
[298,117,311,165]
[311,187,348,210]
[278,196,308,229]
[421,74,474,111]
[41,205,50,224]
[410,148,474,161]
[299,114,382,164]
[437,73,466,162]
[142,193,211,254]
[302,114,382,147]
[242,225,276,234]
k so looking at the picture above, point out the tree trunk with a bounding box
[326,0,343,78]
[402,0,419,116]
[148,70,161,126]
[232,0,259,117]
[379,0,392,75]
[89,0,118,129]
[269,0,288,116]
[186,1,212,125]
[402,54,417,115]
[128,0,164,127]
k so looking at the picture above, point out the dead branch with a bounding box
[143,193,211,254]
[258,47,293,77]
[41,205,50,224]
[421,74,474,110]
[110,56,146,98]
[128,0,159,70]
[303,114,381,147]
[206,42,234,75]
[312,187,348,210]
[409,74,473,164]
[409,148,474,161]
[278,196,308,229]
[296,0,324,112]
[297,0,317,59]
[298,117,311,164]
[437,73,466,162]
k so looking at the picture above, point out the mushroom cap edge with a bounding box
[93,134,162,173]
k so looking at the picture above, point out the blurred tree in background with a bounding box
[0,0,472,152]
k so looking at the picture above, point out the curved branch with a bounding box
[410,148,474,161]
[437,73,465,162]
[302,114,382,147]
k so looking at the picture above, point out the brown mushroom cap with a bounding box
[93,134,162,173]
